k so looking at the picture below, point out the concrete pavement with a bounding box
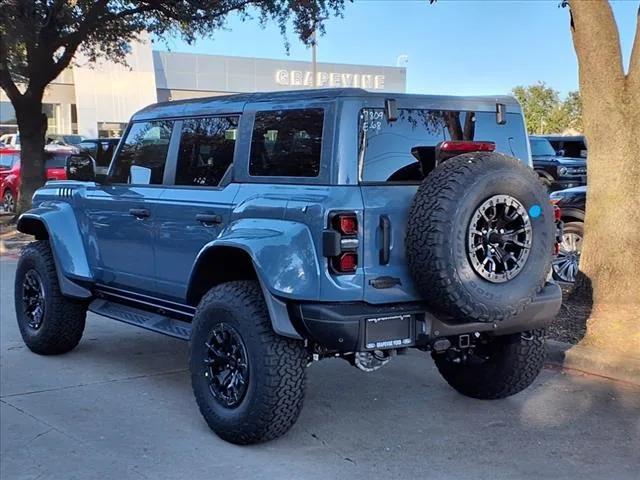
[1,256,639,480]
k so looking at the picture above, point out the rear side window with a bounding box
[111,121,173,184]
[249,108,323,177]
[359,108,528,183]
[176,116,238,187]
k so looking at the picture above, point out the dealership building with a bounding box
[0,41,406,138]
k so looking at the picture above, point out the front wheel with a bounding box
[15,241,87,355]
[189,281,307,445]
[433,329,546,399]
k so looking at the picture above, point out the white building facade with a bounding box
[0,41,406,138]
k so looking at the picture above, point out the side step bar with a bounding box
[89,299,192,340]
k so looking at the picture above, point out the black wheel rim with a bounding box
[467,195,533,283]
[22,269,45,330]
[552,231,582,283]
[204,323,249,408]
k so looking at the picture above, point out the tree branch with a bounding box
[567,0,625,97]
[0,69,22,104]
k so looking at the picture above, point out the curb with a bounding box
[546,339,640,386]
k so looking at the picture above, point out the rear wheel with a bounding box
[433,329,546,399]
[3,189,15,213]
[189,281,307,445]
[552,221,583,283]
[14,241,87,355]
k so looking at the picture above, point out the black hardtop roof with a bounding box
[132,88,521,121]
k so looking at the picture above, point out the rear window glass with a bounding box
[359,108,528,183]
[45,154,67,168]
[249,108,323,177]
[79,140,117,167]
[0,153,17,169]
[549,139,587,158]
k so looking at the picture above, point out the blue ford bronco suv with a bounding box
[15,89,561,445]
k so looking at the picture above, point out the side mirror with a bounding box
[65,154,96,182]
[556,149,566,157]
[130,165,152,185]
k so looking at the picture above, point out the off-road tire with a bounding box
[189,281,307,445]
[406,153,554,323]
[14,241,87,355]
[433,329,546,399]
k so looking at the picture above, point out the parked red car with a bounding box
[0,148,69,213]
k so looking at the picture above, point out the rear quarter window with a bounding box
[249,108,324,177]
[359,108,529,183]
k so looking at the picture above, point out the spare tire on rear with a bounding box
[406,152,554,323]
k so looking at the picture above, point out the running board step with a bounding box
[89,299,192,340]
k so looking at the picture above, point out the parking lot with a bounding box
[1,256,639,480]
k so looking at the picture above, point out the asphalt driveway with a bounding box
[1,256,639,480]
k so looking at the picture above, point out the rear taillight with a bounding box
[439,140,496,154]
[336,252,358,273]
[324,212,359,274]
[333,214,358,235]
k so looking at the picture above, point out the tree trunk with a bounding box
[14,96,47,215]
[568,1,640,353]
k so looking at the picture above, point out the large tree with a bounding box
[565,0,640,353]
[0,0,344,213]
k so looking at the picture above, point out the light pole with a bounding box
[311,17,327,88]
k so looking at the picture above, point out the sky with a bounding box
[157,0,639,99]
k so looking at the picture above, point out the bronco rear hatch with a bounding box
[358,105,530,304]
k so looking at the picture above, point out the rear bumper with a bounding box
[288,282,562,352]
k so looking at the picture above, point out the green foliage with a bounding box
[0,0,346,101]
[512,82,583,135]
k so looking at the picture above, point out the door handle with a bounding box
[196,213,222,226]
[379,215,391,265]
[129,208,150,219]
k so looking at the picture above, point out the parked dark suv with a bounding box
[530,135,587,191]
[15,89,561,445]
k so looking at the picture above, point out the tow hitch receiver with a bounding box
[459,334,471,349]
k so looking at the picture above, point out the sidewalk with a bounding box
[0,215,31,256]
[547,339,640,385]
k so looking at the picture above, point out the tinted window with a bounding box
[530,138,556,156]
[176,116,238,186]
[360,108,529,182]
[45,154,67,168]
[250,108,323,177]
[111,121,173,184]
[558,140,587,159]
[0,153,16,169]
[78,141,98,159]
[79,140,118,167]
